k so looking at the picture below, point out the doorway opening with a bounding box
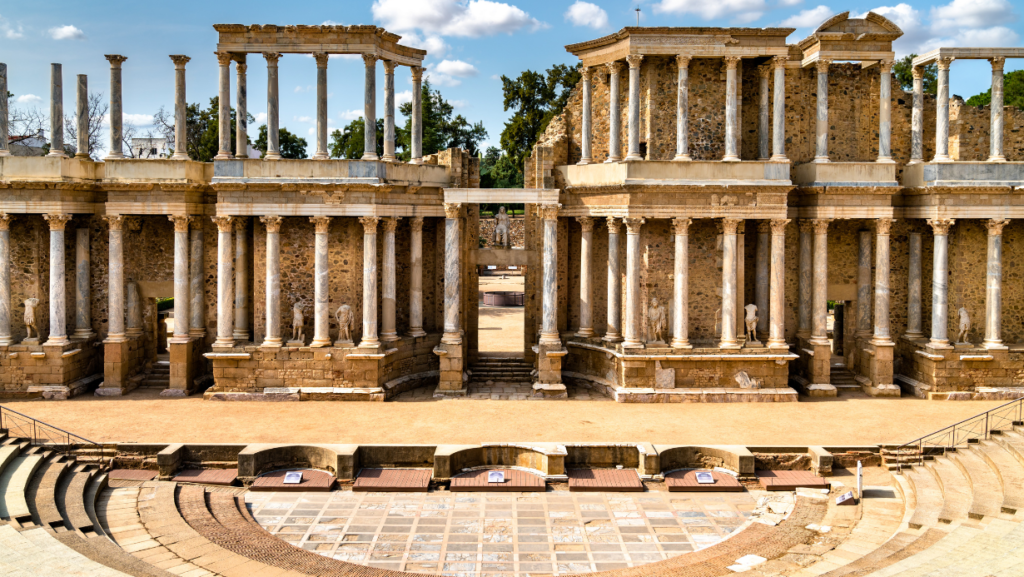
[477,264,526,358]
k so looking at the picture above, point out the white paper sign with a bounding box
[696,472,715,484]
[488,471,505,483]
[836,491,856,505]
[283,471,303,484]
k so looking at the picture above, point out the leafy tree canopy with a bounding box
[153,97,252,162]
[253,124,308,159]
[893,54,937,96]
[397,80,487,160]
[966,70,1024,109]
[479,146,523,188]
[329,117,384,159]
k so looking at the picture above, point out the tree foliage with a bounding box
[63,92,108,160]
[153,97,252,161]
[253,124,308,159]
[966,70,1024,109]
[329,118,384,159]
[479,145,523,188]
[397,80,487,159]
[893,54,937,96]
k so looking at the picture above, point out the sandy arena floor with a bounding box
[477,276,526,356]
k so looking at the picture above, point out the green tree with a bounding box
[893,54,937,95]
[397,81,488,160]
[253,125,308,159]
[153,97,251,161]
[967,70,1024,109]
[329,117,384,159]
[479,146,501,188]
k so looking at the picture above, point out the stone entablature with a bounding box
[213,24,426,66]
[565,27,794,68]
[795,11,901,66]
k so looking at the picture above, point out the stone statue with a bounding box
[23,298,39,341]
[126,280,142,336]
[290,303,305,345]
[714,308,722,337]
[334,304,353,345]
[957,307,971,344]
[735,371,760,389]
[647,297,666,344]
[493,206,511,248]
[744,304,759,344]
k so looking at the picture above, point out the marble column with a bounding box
[934,57,953,162]
[359,216,380,347]
[362,54,379,161]
[906,232,924,339]
[0,214,10,345]
[539,205,562,346]
[73,228,92,339]
[169,216,192,343]
[810,219,831,346]
[606,62,622,163]
[856,230,873,338]
[675,56,691,161]
[872,219,894,345]
[755,221,770,337]
[313,53,330,160]
[723,57,740,162]
[578,67,593,165]
[984,219,1008,349]
[758,64,771,160]
[442,204,461,344]
[381,217,400,341]
[671,218,692,349]
[576,217,595,337]
[797,220,813,339]
[309,216,332,347]
[215,52,232,159]
[212,216,235,348]
[622,217,645,348]
[878,60,894,163]
[189,219,204,338]
[382,61,397,162]
[0,64,8,157]
[43,214,72,345]
[48,64,64,157]
[169,56,189,160]
[408,217,426,337]
[720,218,740,349]
[410,67,423,164]
[234,56,247,159]
[233,217,249,342]
[624,55,643,162]
[260,216,282,347]
[104,55,127,159]
[771,56,788,161]
[103,216,126,342]
[989,58,1006,162]
[604,218,623,342]
[75,75,89,159]
[814,59,831,163]
[767,219,789,348]
[928,219,954,347]
[263,52,281,160]
[910,66,924,164]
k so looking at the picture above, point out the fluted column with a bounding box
[212,216,235,347]
[362,54,379,161]
[539,205,562,346]
[381,217,400,341]
[814,59,831,163]
[755,221,770,337]
[934,57,953,162]
[578,67,593,165]
[810,219,831,346]
[310,216,332,347]
[576,217,595,337]
[606,62,622,163]
[169,56,189,160]
[43,215,72,345]
[671,218,692,349]
[359,217,380,347]
[75,75,89,159]
[757,64,771,160]
[47,64,64,157]
[720,218,740,349]
[410,67,423,164]
[233,217,249,341]
[767,219,789,348]
[906,232,923,338]
[104,55,127,159]
[215,52,232,159]
[0,64,8,157]
[984,219,1008,349]
[910,66,923,164]
[442,204,461,344]
[872,219,894,346]
[0,214,11,345]
[604,218,622,342]
[928,219,954,347]
[189,219,204,338]
[234,56,247,159]
[168,216,192,343]
[625,55,643,162]
[674,56,692,161]
[103,216,127,342]
[260,216,282,347]
[313,53,330,160]
[408,217,426,337]
[73,228,92,339]
[263,52,281,160]
[382,60,396,162]
[989,58,1006,162]
[797,220,813,339]
[878,60,894,163]
[856,230,872,338]
[771,56,788,161]
[622,217,645,348]
[723,57,741,162]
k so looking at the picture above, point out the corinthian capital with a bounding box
[170,55,191,67]
[169,215,194,233]
[311,216,333,234]
[875,218,894,236]
[986,218,1009,236]
[212,216,235,232]
[260,215,283,233]
[625,54,643,69]
[443,203,462,219]
[927,218,955,235]
[358,216,379,234]
[576,216,594,232]
[770,219,790,235]
[623,217,645,234]
[0,213,11,231]
[672,217,692,236]
[537,204,561,221]
[815,59,832,74]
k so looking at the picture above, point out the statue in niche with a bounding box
[23,298,39,341]
[493,206,511,248]
[647,297,667,344]
[126,280,142,335]
[335,304,354,345]
[744,304,760,345]
[290,302,305,345]
[957,307,972,344]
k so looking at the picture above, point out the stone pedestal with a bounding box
[97,339,136,395]
[533,344,567,399]
[162,339,196,397]
[434,341,465,397]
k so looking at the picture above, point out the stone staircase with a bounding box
[138,361,170,390]
[830,363,861,393]
[468,357,533,384]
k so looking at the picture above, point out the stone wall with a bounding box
[478,217,525,249]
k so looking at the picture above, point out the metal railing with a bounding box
[894,396,1024,470]
[0,404,100,456]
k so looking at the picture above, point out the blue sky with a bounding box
[2,0,1022,156]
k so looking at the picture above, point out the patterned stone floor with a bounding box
[393,383,613,402]
[244,487,759,576]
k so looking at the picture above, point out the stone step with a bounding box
[926,457,973,523]
[28,454,70,531]
[949,449,1005,519]
[0,524,130,577]
[84,472,109,539]
[871,519,1023,577]
[0,454,45,523]
[53,532,177,577]
[975,440,1024,514]
[902,467,944,530]
[60,468,99,535]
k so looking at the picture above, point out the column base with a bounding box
[623,153,643,162]
[869,337,895,347]
[441,332,462,345]
[539,333,562,347]
[381,332,400,342]
[813,156,830,163]
[104,152,124,160]
[410,157,422,165]
[169,152,190,160]
[876,157,895,164]
[214,152,233,160]
[44,336,69,347]
[622,339,644,349]
[408,328,427,338]
[907,159,923,165]
[718,339,741,350]
[766,338,787,349]
[75,152,90,160]
[358,338,382,348]
[0,337,12,346]
[312,151,330,160]
[104,333,127,344]
[310,338,332,348]
[605,157,621,163]
[989,155,1007,163]
[575,328,595,338]
[361,152,380,161]
[809,337,830,346]
[673,154,692,161]
[932,155,952,163]
[72,330,95,340]
[189,328,206,338]
[334,339,355,347]
[903,331,924,339]
[722,155,740,162]
[0,150,12,157]
[212,337,235,348]
[603,333,622,343]
[796,330,811,340]
[770,154,789,162]
[169,335,191,345]
[232,329,249,340]
[577,158,591,166]
[47,150,66,157]
[927,338,953,350]
[264,152,282,161]
[984,339,1008,350]
[381,153,397,162]
[261,337,283,348]
[670,339,692,349]
[126,329,143,338]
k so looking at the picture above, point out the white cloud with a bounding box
[396,90,413,106]
[870,0,1019,57]
[564,1,609,29]
[921,25,1020,52]
[340,109,363,121]
[779,0,803,6]
[48,24,84,40]
[294,85,313,93]
[869,4,930,55]
[101,113,155,126]
[0,15,24,39]
[15,94,41,104]
[780,5,834,28]
[372,0,544,38]
[450,99,469,109]
[653,0,767,23]
[321,20,342,25]
[425,71,461,87]
[931,0,1015,31]
[253,112,267,125]
[330,54,362,61]
[395,31,450,58]
[295,116,314,124]
[435,59,478,77]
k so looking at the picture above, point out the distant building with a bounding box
[9,129,46,156]
[130,137,169,159]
